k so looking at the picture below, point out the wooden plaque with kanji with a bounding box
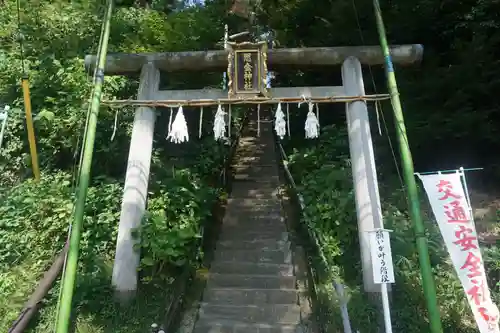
[227,41,268,98]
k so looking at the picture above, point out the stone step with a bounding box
[234,156,277,164]
[193,321,298,333]
[232,163,277,168]
[206,274,296,289]
[231,181,280,190]
[226,198,282,208]
[220,223,286,236]
[210,262,294,276]
[203,288,298,305]
[234,173,279,182]
[224,205,282,214]
[230,184,280,199]
[216,239,290,251]
[224,202,282,214]
[218,229,288,241]
[222,210,283,221]
[233,154,275,160]
[231,162,279,169]
[198,304,301,325]
[214,248,291,264]
[232,163,278,171]
[235,149,274,155]
[220,220,287,232]
[222,211,284,226]
[231,178,280,186]
[234,146,274,153]
[234,154,276,161]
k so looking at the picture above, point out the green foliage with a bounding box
[0,0,233,332]
[137,169,221,282]
[0,172,123,331]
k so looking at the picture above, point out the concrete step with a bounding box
[216,239,290,251]
[234,156,277,165]
[223,208,283,216]
[234,173,280,182]
[234,147,274,154]
[206,274,296,289]
[232,163,277,168]
[214,248,291,264]
[224,201,282,216]
[203,288,298,305]
[198,304,301,324]
[219,220,286,231]
[219,223,287,235]
[223,207,283,217]
[210,262,294,276]
[230,185,280,199]
[232,165,278,174]
[226,198,282,208]
[233,157,276,164]
[218,229,288,241]
[234,151,275,158]
[193,321,299,333]
[231,178,279,184]
[231,181,280,189]
[221,212,285,229]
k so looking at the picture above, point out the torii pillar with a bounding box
[342,56,385,292]
[112,62,159,303]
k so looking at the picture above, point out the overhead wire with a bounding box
[350,0,406,192]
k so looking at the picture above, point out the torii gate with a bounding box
[85,43,423,301]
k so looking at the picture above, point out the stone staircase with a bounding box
[192,112,309,333]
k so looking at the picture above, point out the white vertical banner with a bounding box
[417,171,500,333]
[369,229,395,333]
[369,229,395,284]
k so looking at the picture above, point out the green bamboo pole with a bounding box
[54,1,113,332]
[372,1,444,333]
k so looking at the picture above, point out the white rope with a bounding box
[0,105,9,151]
[315,103,320,121]
[257,104,261,137]
[228,104,232,139]
[213,104,226,141]
[110,109,118,141]
[167,106,189,144]
[286,103,291,137]
[199,106,203,139]
[304,102,320,139]
[315,103,320,136]
[375,101,382,135]
[168,107,173,133]
[274,102,286,139]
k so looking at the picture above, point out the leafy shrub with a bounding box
[0,171,123,331]
[137,170,220,282]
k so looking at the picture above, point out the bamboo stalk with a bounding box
[53,1,114,332]
[372,0,443,332]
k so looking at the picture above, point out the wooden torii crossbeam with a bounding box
[92,44,424,303]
